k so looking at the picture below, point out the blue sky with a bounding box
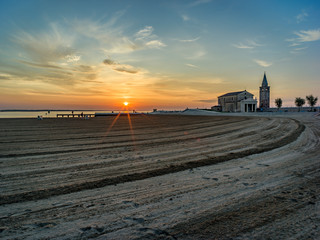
[0,0,319,109]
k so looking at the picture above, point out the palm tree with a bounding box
[306,95,318,111]
[275,98,282,111]
[295,97,305,112]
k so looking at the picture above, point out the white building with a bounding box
[218,90,257,112]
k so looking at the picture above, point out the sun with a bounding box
[123,101,129,106]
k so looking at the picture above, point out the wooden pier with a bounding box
[56,113,95,118]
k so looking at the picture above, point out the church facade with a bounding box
[259,72,270,110]
[218,90,257,112]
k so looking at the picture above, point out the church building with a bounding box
[259,72,270,110]
[218,90,257,112]
[216,72,270,112]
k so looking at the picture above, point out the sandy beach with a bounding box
[0,112,319,239]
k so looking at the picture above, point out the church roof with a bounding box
[262,72,268,87]
[218,90,252,98]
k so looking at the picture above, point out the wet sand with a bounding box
[0,113,319,239]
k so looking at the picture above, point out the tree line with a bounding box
[275,95,318,112]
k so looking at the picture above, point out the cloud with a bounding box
[233,44,254,49]
[0,73,13,80]
[181,14,190,21]
[103,59,116,65]
[106,39,138,54]
[188,0,212,7]
[65,55,81,63]
[103,58,140,74]
[186,63,199,68]
[289,43,301,47]
[197,98,216,103]
[13,24,76,63]
[72,20,165,54]
[178,37,200,43]
[287,29,320,52]
[71,18,139,54]
[146,40,166,48]
[71,18,165,54]
[16,59,98,82]
[134,26,166,49]
[233,40,262,49]
[10,23,99,86]
[186,50,206,59]
[72,65,96,74]
[113,67,138,74]
[294,29,320,42]
[135,26,154,40]
[290,46,308,55]
[254,59,272,67]
[18,60,63,69]
[296,10,308,23]
[294,47,308,51]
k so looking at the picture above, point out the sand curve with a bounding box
[0,113,319,239]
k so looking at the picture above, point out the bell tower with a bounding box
[259,72,270,109]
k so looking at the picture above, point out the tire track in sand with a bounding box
[0,116,305,205]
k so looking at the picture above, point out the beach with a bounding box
[0,112,319,239]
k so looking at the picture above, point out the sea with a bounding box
[0,110,148,118]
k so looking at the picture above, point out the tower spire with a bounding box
[262,72,268,87]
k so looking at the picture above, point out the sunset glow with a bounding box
[0,1,319,110]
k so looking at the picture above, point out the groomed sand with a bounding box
[0,112,319,239]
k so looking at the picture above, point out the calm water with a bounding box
[0,110,145,118]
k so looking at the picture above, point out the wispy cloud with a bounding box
[186,63,199,68]
[135,26,154,40]
[197,98,216,103]
[294,29,320,42]
[287,29,320,53]
[72,19,165,54]
[103,58,140,74]
[65,55,81,63]
[0,73,14,80]
[233,44,254,49]
[181,14,190,21]
[9,22,103,87]
[71,18,138,54]
[17,60,63,69]
[294,47,308,51]
[134,26,166,49]
[13,23,76,63]
[146,40,166,48]
[289,43,301,47]
[290,46,308,54]
[296,10,308,23]
[186,50,206,59]
[254,59,272,67]
[188,0,212,8]
[233,40,262,49]
[178,37,200,43]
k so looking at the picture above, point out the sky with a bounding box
[0,0,319,110]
